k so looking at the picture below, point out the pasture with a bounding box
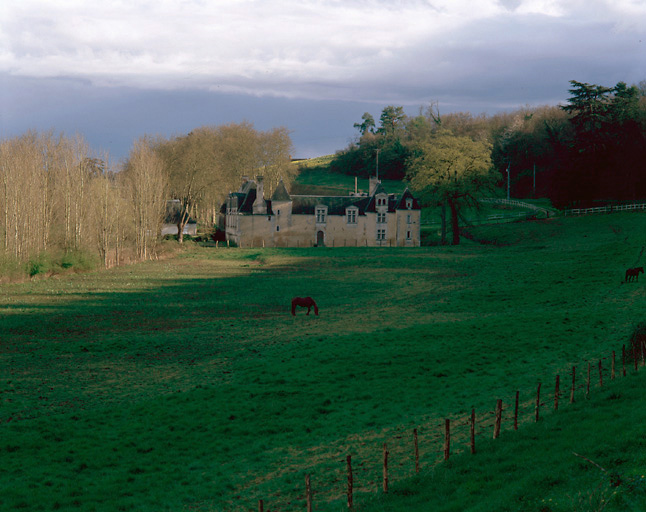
[2,212,646,511]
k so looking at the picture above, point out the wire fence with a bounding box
[248,341,645,511]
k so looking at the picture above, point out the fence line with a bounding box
[422,198,550,229]
[479,198,547,212]
[564,203,646,216]
[249,343,644,511]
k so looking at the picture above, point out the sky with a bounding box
[1,0,645,162]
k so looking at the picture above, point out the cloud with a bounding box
[4,0,643,105]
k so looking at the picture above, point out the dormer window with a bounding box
[406,198,413,209]
[315,206,327,224]
[376,195,387,207]
[346,207,358,224]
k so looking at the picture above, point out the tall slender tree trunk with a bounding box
[449,199,460,245]
[440,202,447,245]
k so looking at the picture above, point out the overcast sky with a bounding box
[1,0,645,161]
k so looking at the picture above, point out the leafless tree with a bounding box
[122,137,168,259]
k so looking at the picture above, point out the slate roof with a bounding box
[291,195,371,216]
[271,180,291,202]
[225,178,420,216]
[395,188,421,210]
[232,184,273,214]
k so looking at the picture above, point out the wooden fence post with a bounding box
[535,383,541,422]
[493,399,502,439]
[514,391,519,430]
[470,408,476,454]
[382,444,389,493]
[444,419,450,461]
[642,340,646,366]
[611,352,616,380]
[623,344,627,377]
[587,362,591,396]
[554,374,560,410]
[346,455,353,509]
[305,474,313,512]
[258,499,264,512]
[570,366,576,403]
[598,360,603,387]
[413,429,420,473]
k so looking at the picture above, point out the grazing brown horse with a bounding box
[291,297,319,316]
[625,267,644,283]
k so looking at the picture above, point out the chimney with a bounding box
[369,176,381,196]
[253,175,266,214]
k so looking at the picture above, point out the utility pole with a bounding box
[506,163,510,200]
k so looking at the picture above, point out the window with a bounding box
[406,214,412,224]
[377,228,386,240]
[406,230,412,240]
[376,196,387,206]
[377,212,386,224]
[315,206,327,224]
[276,226,280,232]
[406,198,413,209]
[346,208,357,224]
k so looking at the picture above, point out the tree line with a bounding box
[332,80,646,212]
[0,123,293,278]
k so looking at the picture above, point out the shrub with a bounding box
[27,253,54,277]
[60,250,97,272]
[26,250,98,278]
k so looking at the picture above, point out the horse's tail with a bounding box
[313,300,319,316]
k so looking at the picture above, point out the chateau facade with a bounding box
[220,176,421,248]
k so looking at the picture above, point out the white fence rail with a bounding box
[479,198,545,212]
[564,203,646,216]
[422,199,544,227]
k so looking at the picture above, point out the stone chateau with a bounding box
[220,175,421,248]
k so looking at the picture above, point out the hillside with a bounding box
[360,366,646,511]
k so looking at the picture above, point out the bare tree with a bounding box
[122,137,168,259]
[257,126,295,196]
[156,122,294,242]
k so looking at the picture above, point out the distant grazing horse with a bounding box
[291,297,319,316]
[625,267,644,283]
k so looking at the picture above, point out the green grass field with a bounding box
[2,213,646,511]
[292,158,406,196]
